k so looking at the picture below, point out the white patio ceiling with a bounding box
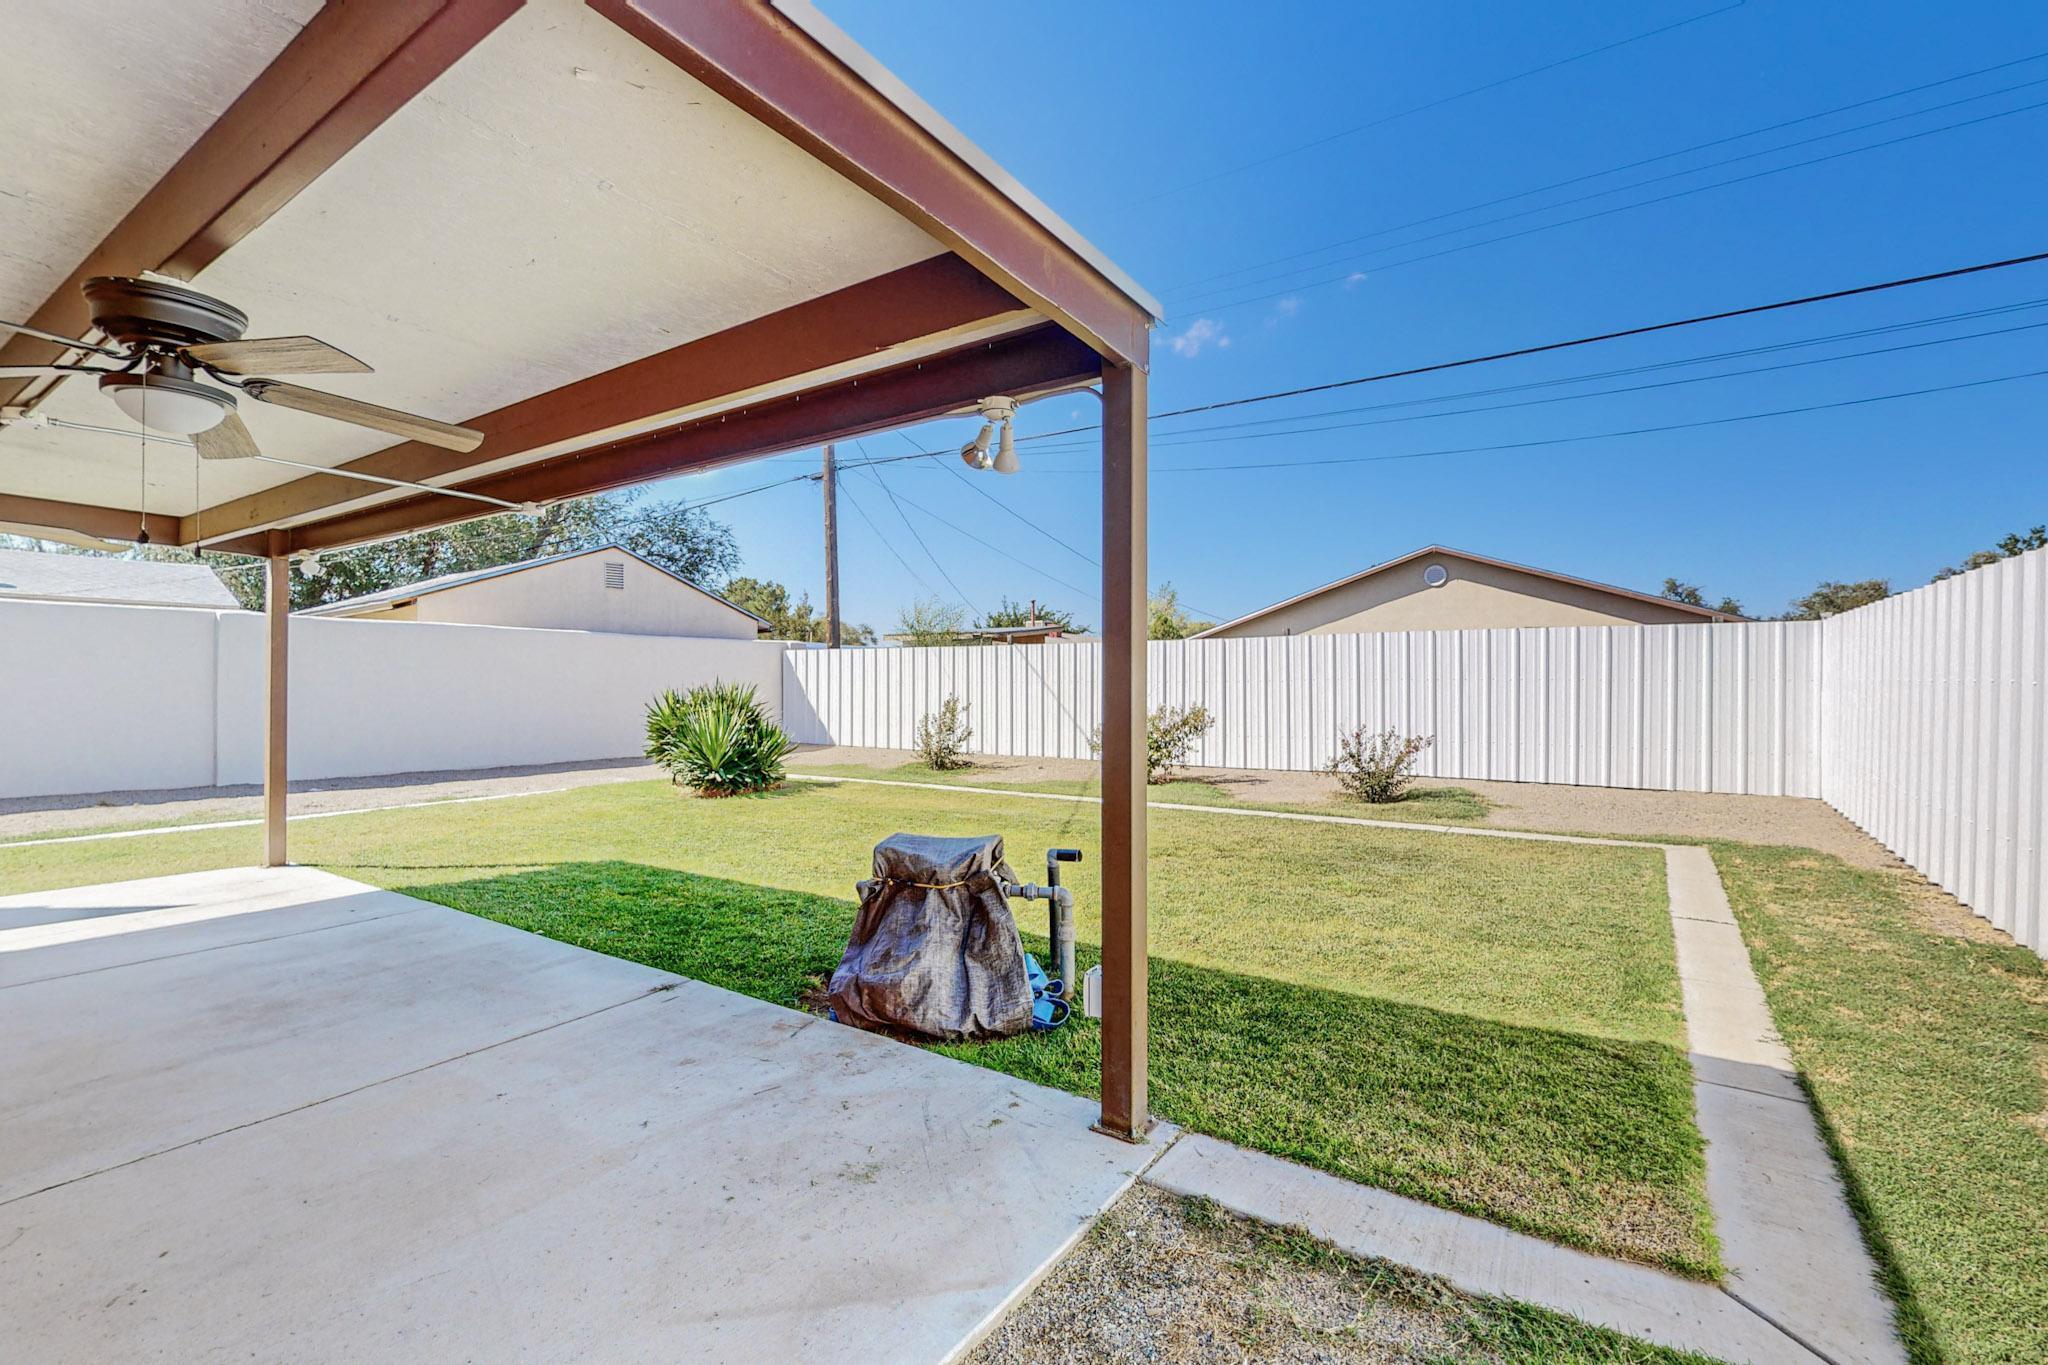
[0,0,1067,534]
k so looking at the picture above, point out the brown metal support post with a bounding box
[822,443,842,648]
[263,535,290,868]
[1097,362,1149,1140]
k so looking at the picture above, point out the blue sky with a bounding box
[649,0,2048,631]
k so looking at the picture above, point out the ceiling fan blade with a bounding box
[243,380,483,453]
[185,335,372,376]
[193,410,262,460]
[0,520,129,553]
[0,319,127,357]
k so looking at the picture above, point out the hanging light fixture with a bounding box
[100,363,234,436]
[992,414,1019,475]
[958,396,1018,473]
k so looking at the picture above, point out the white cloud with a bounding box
[1344,271,1369,288]
[1168,317,1231,358]
[1266,296,1301,329]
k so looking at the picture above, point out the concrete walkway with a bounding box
[0,757,660,840]
[793,773,1907,1365]
[1145,1134,1819,1363]
[1664,846,1901,1363]
[0,868,1163,1363]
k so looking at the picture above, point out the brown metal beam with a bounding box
[590,0,1152,368]
[233,323,1098,556]
[0,494,182,548]
[184,254,1025,546]
[0,0,523,407]
[1097,360,1150,1141]
[263,537,291,868]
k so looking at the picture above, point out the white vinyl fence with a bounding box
[1820,548,2047,954]
[784,622,1827,796]
[0,600,784,800]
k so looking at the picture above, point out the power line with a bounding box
[1186,96,2048,316]
[1014,313,2048,453]
[1169,72,2048,309]
[836,474,940,598]
[1136,1,1745,204]
[879,481,1102,604]
[1026,366,2048,475]
[1022,249,2048,442]
[861,463,981,613]
[1027,297,2048,451]
[687,469,820,508]
[935,451,1102,570]
[1161,51,2048,296]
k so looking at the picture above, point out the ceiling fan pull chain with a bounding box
[136,371,150,546]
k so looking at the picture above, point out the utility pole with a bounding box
[821,443,841,648]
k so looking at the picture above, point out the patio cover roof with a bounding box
[0,0,1157,556]
[3,0,1161,1147]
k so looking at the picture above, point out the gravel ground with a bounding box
[0,758,661,840]
[966,1185,1471,1364]
[785,745,1898,869]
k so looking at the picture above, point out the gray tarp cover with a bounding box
[827,833,1033,1041]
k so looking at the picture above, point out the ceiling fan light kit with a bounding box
[98,369,236,435]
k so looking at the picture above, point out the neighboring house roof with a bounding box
[299,544,768,629]
[960,624,1077,643]
[1195,545,1746,638]
[0,547,238,609]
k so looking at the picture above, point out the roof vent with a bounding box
[1422,563,1449,588]
[604,560,625,590]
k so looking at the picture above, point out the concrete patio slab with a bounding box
[0,868,1161,1363]
[0,864,401,976]
[1,876,681,1202]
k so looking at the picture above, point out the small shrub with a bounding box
[1090,703,1215,785]
[913,695,974,770]
[1323,726,1434,803]
[644,682,793,796]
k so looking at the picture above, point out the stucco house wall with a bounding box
[1204,549,1723,638]
[311,547,762,639]
[412,553,757,638]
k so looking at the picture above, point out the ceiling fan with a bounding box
[0,276,483,460]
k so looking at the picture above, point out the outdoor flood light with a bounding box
[959,422,994,469]
[992,417,1018,474]
[961,396,1019,473]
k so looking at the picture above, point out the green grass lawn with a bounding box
[1711,844,2048,1365]
[0,776,1710,1276]
[789,757,1494,823]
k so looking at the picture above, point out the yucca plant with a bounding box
[644,682,793,796]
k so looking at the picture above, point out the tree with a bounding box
[1147,582,1213,640]
[1784,579,1891,620]
[722,576,874,643]
[1932,524,2046,582]
[895,594,968,646]
[977,597,1087,634]
[288,491,738,610]
[1660,577,1743,616]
